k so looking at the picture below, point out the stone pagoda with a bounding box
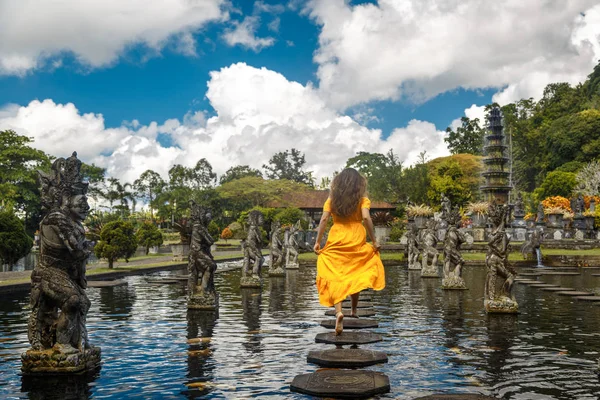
[481,107,512,205]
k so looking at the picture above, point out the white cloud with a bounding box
[0,63,448,183]
[308,0,600,109]
[0,0,228,75]
[222,16,275,51]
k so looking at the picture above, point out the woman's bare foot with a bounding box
[335,311,344,336]
[350,308,359,319]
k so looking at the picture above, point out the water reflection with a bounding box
[241,288,262,354]
[96,285,136,321]
[183,310,218,399]
[267,277,285,315]
[21,367,100,400]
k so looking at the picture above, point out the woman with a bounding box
[313,168,385,335]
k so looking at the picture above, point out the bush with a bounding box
[534,171,577,202]
[541,196,571,212]
[95,220,138,268]
[228,221,245,239]
[0,211,32,267]
[220,227,233,243]
[208,220,220,238]
[136,222,163,255]
[274,207,306,228]
[238,207,278,228]
[388,218,405,242]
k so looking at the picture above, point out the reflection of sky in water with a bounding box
[1,264,600,398]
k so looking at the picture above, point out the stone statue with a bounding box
[240,210,264,287]
[590,197,596,212]
[440,193,451,219]
[22,152,101,374]
[187,201,218,310]
[576,194,585,217]
[514,192,525,217]
[407,224,421,270]
[520,228,542,262]
[285,220,301,269]
[441,206,467,290]
[268,220,285,276]
[484,201,518,313]
[536,203,545,225]
[420,219,439,277]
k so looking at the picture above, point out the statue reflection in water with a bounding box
[440,290,465,356]
[241,288,263,354]
[484,314,518,387]
[21,368,100,400]
[97,285,136,321]
[184,310,218,399]
[268,277,286,315]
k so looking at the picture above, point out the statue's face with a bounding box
[69,194,90,220]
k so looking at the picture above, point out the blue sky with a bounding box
[0,0,598,182]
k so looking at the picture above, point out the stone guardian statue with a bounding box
[441,206,467,290]
[187,201,218,310]
[22,152,101,374]
[240,210,265,287]
[407,224,421,270]
[420,219,439,277]
[285,220,301,269]
[484,201,518,313]
[268,220,285,276]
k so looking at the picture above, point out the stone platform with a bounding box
[340,300,372,308]
[575,296,600,301]
[540,287,574,292]
[307,348,388,367]
[315,332,383,345]
[320,319,378,329]
[557,291,594,296]
[324,309,376,317]
[240,276,261,288]
[22,345,101,374]
[290,370,390,399]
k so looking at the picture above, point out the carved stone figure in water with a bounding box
[268,220,285,276]
[420,219,439,277]
[484,201,518,313]
[407,224,421,270]
[22,152,101,374]
[187,201,218,310]
[285,220,301,269]
[441,206,467,290]
[521,228,542,262]
[241,210,264,287]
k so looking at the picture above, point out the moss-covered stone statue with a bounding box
[240,210,264,288]
[22,152,101,374]
[420,219,439,278]
[268,220,285,277]
[187,201,218,310]
[484,201,518,313]
[285,220,301,269]
[441,206,467,290]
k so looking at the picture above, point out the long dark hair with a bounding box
[330,168,367,218]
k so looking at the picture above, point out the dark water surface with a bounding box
[1,263,600,399]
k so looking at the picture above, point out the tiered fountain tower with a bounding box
[481,107,512,204]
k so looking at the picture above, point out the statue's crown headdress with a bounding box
[39,152,88,211]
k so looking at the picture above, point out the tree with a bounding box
[80,162,106,205]
[0,211,32,269]
[444,117,485,155]
[275,207,306,228]
[219,165,263,185]
[190,158,217,190]
[533,171,577,202]
[220,227,233,243]
[133,170,165,221]
[263,148,314,186]
[575,161,600,196]
[346,149,403,203]
[94,220,138,268]
[402,152,430,205]
[217,176,308,211]
[208,220,220,239]
[135,222,164,255]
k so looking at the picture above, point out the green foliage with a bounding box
[219,165,262,185]
[555,161,585,173]
[274,207,305,228]
[227,222,245,239]
[444,117,485,155]
[135,222,163,255]
[95,220,138,268]
[0,211,32,267]
[388,218,405,242]
[401,152,430,205]
[262,148,314,186]
[346,150,403,203]
[427,154,483,207]
[133,170,165,221]
[533,171,577,202]
[218,176,307,212]
[208,220,220,238]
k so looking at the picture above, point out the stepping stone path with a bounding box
[527,283,559,288]
[539,272,580,276]
[291,289,391,398]
[325,309,376,317]
[515,280,540,284]
[540,287,574,292]
[146,278,182,284]
[575,296,600,301]
[556,291,594,296]
[519,272,542,277]
[87,280,128,288]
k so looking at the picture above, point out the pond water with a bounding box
[1,263,600,399]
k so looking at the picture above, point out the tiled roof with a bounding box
[269,189,395,210]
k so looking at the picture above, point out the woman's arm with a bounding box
[313,211,331,253]
[362,208,380,252]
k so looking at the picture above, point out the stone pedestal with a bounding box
[408,260,422,270]
[472,228,486,242]
[374,226,391,245]
[171,243,190,261]
[421,263,439,278]
[512,217,526,228]
[512,227,526,242]
[268,267,285,277]
[573,216,586,230]
[414,216,428,229]
[551,229,563,240]
[575,229,585,240]
[484,297,519,314]
[471,214,487,228]
[240,275,262,288]
[285,261,299,270]
[22,345,101,374]
[547,213,563,229]
[188,291,218,310]
[441,275,467,290]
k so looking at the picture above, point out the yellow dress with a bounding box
[316,197,385,307]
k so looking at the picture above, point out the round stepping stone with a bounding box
[307,348,388,367]
[515,280,540,284]
[575,296,600,301]
[527,283,559,288]
[556,291,594,296]
[290,370,390,399]
[341,301,372,308]
[325,309,376,317]
[519,272,542,277]
[315,332,383,345]
[540,287,574,292]
[539,272,580,276]
[320,319,378,329]
[87,280,127,288]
